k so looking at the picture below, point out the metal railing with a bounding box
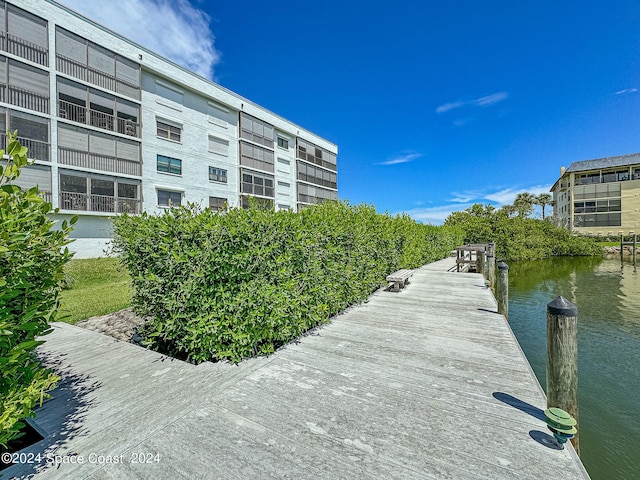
[59,191,140,214]
[0,133,50,161]
[0,83,50,114]
[58,147,141,176]
[58,99,140,138]
[56,54,140,100]
[0,32,48,66]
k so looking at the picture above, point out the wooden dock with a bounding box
[4,257,589,479]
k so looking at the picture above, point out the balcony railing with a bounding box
[58,147,141,176]
[0,32,48,66]
[0,133,50,161]
[56,54,140,100]
[0,83,49,114]
[58,99,140,138]
[59,191,140,214]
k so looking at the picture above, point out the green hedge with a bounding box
[1,134,75,450]
[112,201,463,363]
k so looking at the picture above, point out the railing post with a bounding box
[546,296,579,455]
[476,250,484,276]
[496,261,508,321]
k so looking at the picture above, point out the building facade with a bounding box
[2,0,338,256]
[551,153,640,235]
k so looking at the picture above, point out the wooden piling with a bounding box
[546,296,579,455]
[487,252,495,291]
[496,261,508,321]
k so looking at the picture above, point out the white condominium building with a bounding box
[2,0,338,256]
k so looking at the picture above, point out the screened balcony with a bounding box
[57,124,141,176]
[0,107,50,161]
[55,27,140,100]
[58,94,140,138]
[0,5,49,67]
[59,172,141,214]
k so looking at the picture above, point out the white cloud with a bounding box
[59,0,220,79]
[400,204,473,225]
[473,92,509,107]
[483,185,551,206]
[435,101,465,114]
[399,184,553,225]
[378,153,423,166]
[435,91,509,114]
[615,88,638,95]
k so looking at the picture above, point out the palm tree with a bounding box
[535,193,553,220]
[513,192,536,217]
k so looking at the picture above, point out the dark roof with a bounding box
[566,153,640,173]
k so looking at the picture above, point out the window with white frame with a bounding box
[157,189,181,207]
[209,196,227,211]
[208,135,229,156]
[157,155,182,175]
[156,81,183,104]
[156,120,181,142]
[277,136,289,149]
[241,170,274,197]
[209,166,227,183]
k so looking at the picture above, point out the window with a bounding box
[156,120,181,142]
[157,189,181,207]
[277,157,291,174]
[240,141,274,172]
[277,136,289,149]
[208,136,229,156]
[209,166,227,183]
[156,82,183,104]
[157,155,182,175]
[241,170,274,197]
[297,138,337,171]
[297,160,337,189]
[240,112,274,148]
[209,196,227,211]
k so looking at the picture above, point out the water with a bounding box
[508,257,640,480]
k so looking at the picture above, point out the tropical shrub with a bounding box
[444,203,602,260]
[112,201,463,363]
[0,133,76,450]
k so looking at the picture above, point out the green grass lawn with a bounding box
[58,257,132,324]
[596,241,620,247]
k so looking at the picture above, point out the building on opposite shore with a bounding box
[2,0,338,257]
[551,153,640,235]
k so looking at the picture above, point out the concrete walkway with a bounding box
[4,258,589,479]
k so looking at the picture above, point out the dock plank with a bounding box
[4,257,589,479]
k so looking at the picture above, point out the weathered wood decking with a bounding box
[4,258,589,479]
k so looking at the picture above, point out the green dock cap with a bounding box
[547,296,578,316]
[544,407,578,434]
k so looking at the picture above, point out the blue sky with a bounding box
[59,0,640,223]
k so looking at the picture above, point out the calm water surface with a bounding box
[508,257,640,480]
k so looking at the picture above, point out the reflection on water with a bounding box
[508,257,640,480]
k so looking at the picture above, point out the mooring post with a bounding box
[487,251,495,290]
[496,260,508,320]
[620,233,624,260]
[633,233,637,264]
[546,296,579,455]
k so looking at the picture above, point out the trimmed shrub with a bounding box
[112,201,463,363]
[0,133,76,450]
